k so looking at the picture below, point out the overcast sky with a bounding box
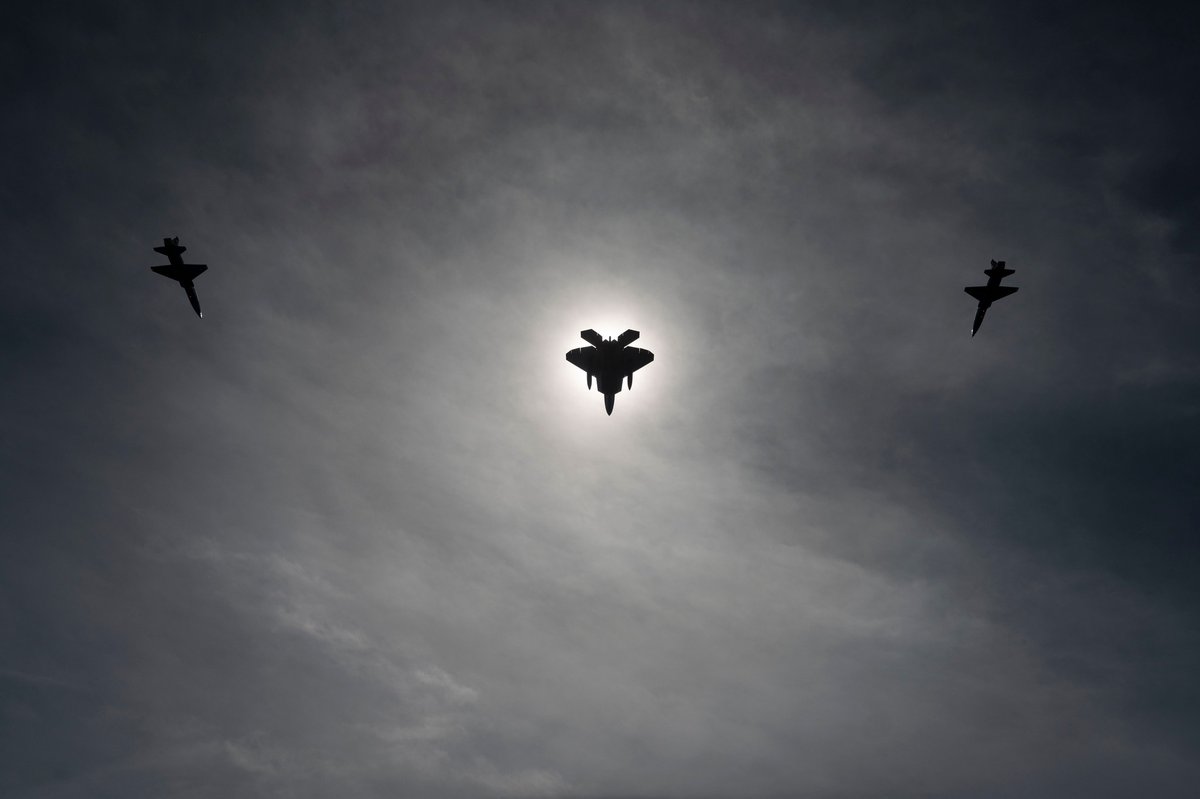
[3,2,1199,797]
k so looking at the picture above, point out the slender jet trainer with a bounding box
[566,329,655,415]
[964,259,1019,336]
[150,236,208,318]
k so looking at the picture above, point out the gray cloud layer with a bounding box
[3,2,1198,797]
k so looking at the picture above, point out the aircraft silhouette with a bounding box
[566,329,654,415]
[964,259,1018,336]
[151,237,208,318]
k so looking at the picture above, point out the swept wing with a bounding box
[619,347,654,374]
[964,285,1018,303]
[152,263,208,283]
[565,347,597,372]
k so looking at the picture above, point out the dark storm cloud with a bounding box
[3,2,1199,798]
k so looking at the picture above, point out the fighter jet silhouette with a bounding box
[151,237,208,318]
[566,329,654,415]
[964,259,1018,336]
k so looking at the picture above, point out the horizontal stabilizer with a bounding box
[985,259,1014,278]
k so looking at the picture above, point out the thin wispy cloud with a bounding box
[3,3,1198,798]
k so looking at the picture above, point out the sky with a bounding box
[3,2,1199,797]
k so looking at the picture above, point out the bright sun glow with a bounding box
[525,284,683,441]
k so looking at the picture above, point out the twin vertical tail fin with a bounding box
[580,329,604,347]
[153,236,187,259]
[985,259,1015,278]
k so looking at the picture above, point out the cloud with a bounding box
[3,3,1199,797]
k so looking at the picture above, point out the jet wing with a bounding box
[619,347,654,374]
[965,285,1019,302]
[566,347,598,372]
[152,263,208,282]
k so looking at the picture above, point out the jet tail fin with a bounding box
[985,259,1015,278]
[580,329,603,347]
[154,237,187,258]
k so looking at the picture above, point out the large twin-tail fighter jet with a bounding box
[151,237,208,318]
[964,259,1018,336]
[566,329,654,415]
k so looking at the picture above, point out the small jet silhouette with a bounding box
[565,329,654,415]
[151,237,208,318]
[964,259,1018,336]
